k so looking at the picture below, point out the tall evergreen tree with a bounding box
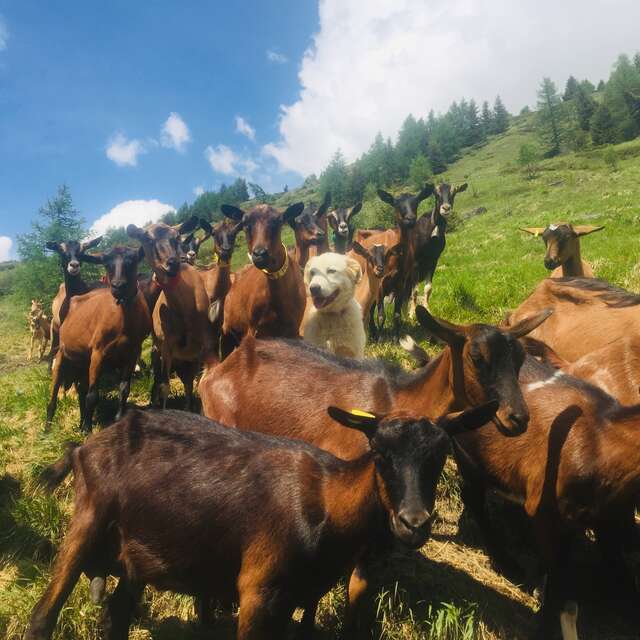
[604,54,640,140]
[320,150,350,206]
[634,52,640,73]
[427,140,447,174]
[597,80,606,92]
[575,85,597,131]
[481,100,493,135]
[563,76,580,101]
[536,78,563,156]
[590,104,616,145]
[467,99,484,145]
[492,95,510,134]
[395,114,427,178]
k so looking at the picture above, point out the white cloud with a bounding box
[193,185,205,196]
[90,200,176,236]
[265,0,640,176]
[205,144,239,175]
[235,116,256,141]
[106,133,145,167]
[0,236,12,262]
[266,49,288,64]
[161,112,191,152]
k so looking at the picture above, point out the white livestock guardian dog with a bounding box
[302,252,366,358]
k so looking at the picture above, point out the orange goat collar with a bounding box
[260,244,290,280]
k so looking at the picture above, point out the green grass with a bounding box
[3,116,640,638]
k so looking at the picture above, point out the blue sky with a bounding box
[0,1,317,258]
[2,0,640,261]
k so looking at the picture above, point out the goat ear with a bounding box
[181,233,194,246]
[574,225,604,237]
[377,189,395,206]
[199,218,213,235]
[177,216,199,235]
[348,202,363,219]
[438,400,499,438]
[45,241,62,253]
[507,308,553,339]
[520,227,546,237]
[327,406,380,437]
[350,241,369,260]
[417,183,435,202]
[317,192,332,217]
[80,236,102,253]
[453,182,468,195]
[127,224,147,242]
[283,202,305,227]
[346,257,362,284]
[79,252,103,265]
[221,205,245,222]
[327,211,339,231]
[386,243,403,260]
[137,246,146,262]
[415,306,465,345]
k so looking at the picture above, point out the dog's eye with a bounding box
[327,268,337,274]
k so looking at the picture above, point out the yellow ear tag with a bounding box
[349,409,376,419]
[534,231,540,237]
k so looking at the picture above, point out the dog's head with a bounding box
[304,252,362,312]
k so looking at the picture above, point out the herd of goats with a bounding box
[21,181,640,640]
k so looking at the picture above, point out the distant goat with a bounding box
[28,300,51,362]
[328,202,362,253]
[521,223,604,277]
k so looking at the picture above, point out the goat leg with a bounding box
[115,360,135,422]
[298,596,320,637]
[236,586,294,640]
[102,577,143,640]
[45,352,64,430]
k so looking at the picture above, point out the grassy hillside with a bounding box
[2,117,640,639]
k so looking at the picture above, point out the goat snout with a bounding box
[186,251,196,264]
[338,223,348,235]
[544,257,559,270]
[398,509,432,532]
[497,407,529,435]
[440,204,451,215]
[67,260,80,275]
[251,247,269,268]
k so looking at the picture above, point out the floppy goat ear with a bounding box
[283,202,305,228]
[177,215,199,235]
[377,189,395,207]
[45,241,62,254]
[80,236,103,253]
[507,308,553,339]
[345,257,363,285]
[385,243,403,261]
[573,225,604,237]
[416,306,466,346]
[79,252,104,265]
[350,241,370,261]
[317,192,332,217]
[520,227,546,237]
[437,400,499,437]
[127,224,147,242]
[221,205,245,223]
[348,202,363,220]
[199,219,213,235]
[327,406,381,438]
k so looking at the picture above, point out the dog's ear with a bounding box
[345,256,362,285]
[303,259,313,286]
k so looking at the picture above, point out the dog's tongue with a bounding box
[312,289,338,309]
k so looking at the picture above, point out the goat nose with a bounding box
[253,247,267,257]
[398,510,431,531]
[544,258,555,269]
[508,411,529,433]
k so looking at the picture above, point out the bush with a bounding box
[603,146,619,171]
[409,154,432,191]
[518,143,540,179]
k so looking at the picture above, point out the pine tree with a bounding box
[563,76,579,101]
[395,114,427,179]
[590,104,616,145]
[575,85,596,131]
[427,141,447,174]
[408,155,432,190]
[634,52,640,73]
[320,150,349,206]
[580,79,595,94]
[481,100,493,135]
[492,96,510,134]
[467,99,484,145]
[536,78,563,156]
[597,80,606,92]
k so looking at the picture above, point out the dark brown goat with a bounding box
[328,202,362,253]
[451,355,640,639]
[411,182,467,313]
[46,247,151,432]
[359,184,435,340]
[179,223,212,266]
[127,216,210,410]
[45,237,103,366]
[219,202,306,355]
[26,403,497,640]
[292,193,331,267]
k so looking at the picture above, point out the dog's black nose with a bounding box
[309,284,322,297]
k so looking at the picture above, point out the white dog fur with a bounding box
[302,252,366,359]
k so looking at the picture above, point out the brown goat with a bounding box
[349,240,402,339]
[28,300,51,362]
[292,193,331,267]
[127,217,211,410]
[46,247,151,432]
[219,202,306,355]
[506,277,640,362]
[451,354,640,639]
[26,403,497,640]
[521,224,604,277]
[45,237,104,366]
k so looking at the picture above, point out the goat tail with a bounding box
[38,442,80,492]
[399,335,430,368]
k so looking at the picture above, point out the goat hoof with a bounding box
[90,576,106,603]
